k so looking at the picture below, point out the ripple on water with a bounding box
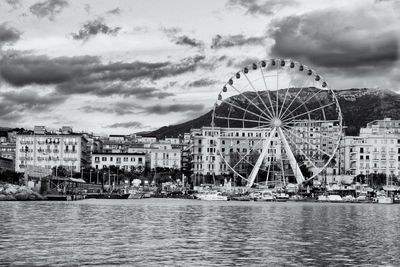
[0,200,400,266]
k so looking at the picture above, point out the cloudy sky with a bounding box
[0,0,399,134]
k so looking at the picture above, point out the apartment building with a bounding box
[149,143,181,169]
[15,126,89,175]
[91,152,146,171]
[341,118,400,176]
[190,121,342,178]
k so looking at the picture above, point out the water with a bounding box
[1,199,399,267]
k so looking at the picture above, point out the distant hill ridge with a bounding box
[146,88,400,139]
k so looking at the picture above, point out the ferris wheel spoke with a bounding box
[282,102,336,123]
[276,65,279,116]
[247,127,277,188]
[221,99,271,123]
[277,128,305,184]
[283,128,332,158]
[278,87,290,119]
[265,152,273,185]
[260,65,277,117]
[243,72,275,119]
[231,138,264,170]
[280,74,314,119]
[218,150,249,182]
[284,130,319,171]
[214,115,269,126]
[228,84,273,121]
[278,146,286,186]
[281,89,324,121]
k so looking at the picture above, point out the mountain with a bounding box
[148,88,400,139]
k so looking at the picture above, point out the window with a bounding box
[110,157,113,161]
[102,157,106,161]
[95,157,99,163]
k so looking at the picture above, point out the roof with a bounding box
[46,177,86,183]
[0,157,12,162]
[92,152,146,156]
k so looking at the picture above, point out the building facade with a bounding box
[149,143,181,169]
[91,152,146,171]
[15,127,89,175]
[190,121,342,179]
[341,118,400,177]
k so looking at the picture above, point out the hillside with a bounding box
[147,88,400,139]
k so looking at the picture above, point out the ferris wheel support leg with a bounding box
[246,128,277,189]
[277,128,305,184]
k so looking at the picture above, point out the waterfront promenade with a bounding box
[1,199,399,266]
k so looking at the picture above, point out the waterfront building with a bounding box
[149,143,181,169]
[0,142,16,163]
[0,156,13,171]
[91,152,146,171]
[15,126,89,175]
[190,122,342,180]
[165,137,180,145]
[341,118,400,177]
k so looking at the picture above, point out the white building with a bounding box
[190,122,342,179]
[149,143,181,169]
[15,127,89,174]
[92,152,146,171]
[341,118,400,177]
[165,137,180,145]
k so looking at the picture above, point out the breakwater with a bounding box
[0,183,44,201]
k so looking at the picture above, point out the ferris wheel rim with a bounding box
[212,58,343,185]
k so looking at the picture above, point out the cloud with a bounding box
[0,52,204,98]
[80,102,138,115]
[5,0,21,9]
[29,0,69,20]
[84,4,91,14]
[0,54,97,86]
[174,35,204,48]
[106,121,146,129]
[161,27,204,48]
[211,34,265,49]
[268,6,399,69]
[228,0,298,16]
[187,78,217,87]
[0,89,67,120]
[106,8,121,15]
[0,23,21,47]
[71,18,121,40]
[227,56,260,69]
[143,104,205,114]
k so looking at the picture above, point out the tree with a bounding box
[52,166,68,177]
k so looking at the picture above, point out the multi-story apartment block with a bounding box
[341,118,400,177]
[150,143,181,169]
[190,121,343,178]
[15,126,89,175]
[0,142,16,162]
[91,152,146,171]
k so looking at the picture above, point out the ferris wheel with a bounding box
[212,59,342,188]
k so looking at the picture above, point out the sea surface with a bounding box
[1,199,399,266]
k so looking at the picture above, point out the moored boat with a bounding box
[376,196,393,204]
[197,191,228,201]
[260,191,275,202]
[328,194,343,202]
[274,192,289,202]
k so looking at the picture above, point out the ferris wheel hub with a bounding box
[271,117,282,128]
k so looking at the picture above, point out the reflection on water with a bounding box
[1,199,399,266]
